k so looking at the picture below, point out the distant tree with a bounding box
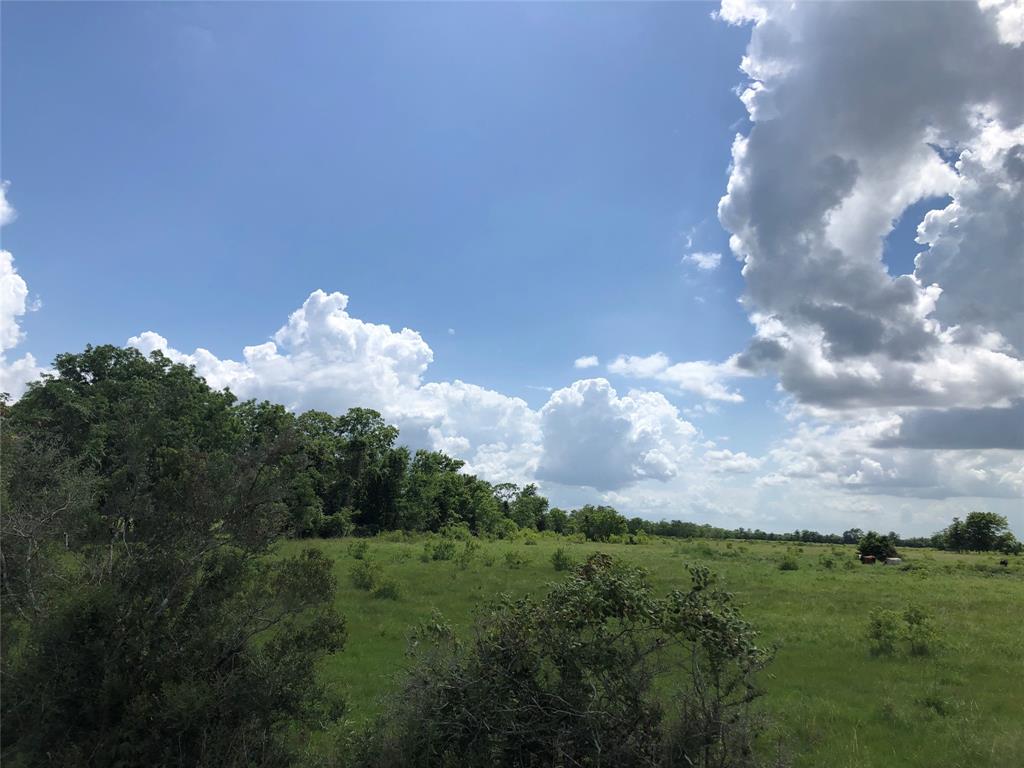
[509,483,548,529]
[627,516,648,535]
[934,512,1015,553]
[857,530,898,560]
[963,512,1012,552]
[571,504,628,542]
[544,507,569,534]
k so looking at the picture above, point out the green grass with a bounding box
[277,535,1024,768]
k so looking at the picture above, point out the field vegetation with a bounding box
[2,345,1021,767]
[290,534,1024,768]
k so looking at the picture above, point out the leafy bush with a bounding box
[903,605,938,656]
[439,521,472,541]
[348,540,370,560]
[351,559,382,591]
[455,539,479,570]
[866,608,903,655]
[550,546,576,572]
[372,578,402,601]
[319,507,355,538]
[430,538,457,561]
[503,549,530,569]
[778,553,800,571]
[866,605,938,656]
[819,555,836,570]
[351,554,772,768]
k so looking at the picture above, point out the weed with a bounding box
[551,546,576,572]
[351,559,382,591]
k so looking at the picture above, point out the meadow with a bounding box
[279,535,1024,768]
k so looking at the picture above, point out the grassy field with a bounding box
[278,534,1024,768]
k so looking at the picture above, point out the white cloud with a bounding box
[703,449,762,474]
[608,352,747,403]
[682,251,722,271]
[0,181,16,227]
[573,355,599,369]
[0,184,44,400]
[719,0,1024,415]
[701,0,1024,521]
[536,378,697,490]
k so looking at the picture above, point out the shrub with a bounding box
[431,538,457,561]
[778,554,800,571]
[319,508,355,538]
[903,605,937,656]
[819,555,836,570]
[439,521,472,541]
[455,539,479,570]
[551,546,576,572]
[503,550,530,569]
[372,578,402,601]
[866,608,903,655]
[352,555,772,768]
[350,559,381,592]
[348,540,370,560]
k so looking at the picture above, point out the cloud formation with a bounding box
[536,378,697,490]
[717,0,1024,416]
[573,355,599,369]
[608,353,746,403]
[0,184,44,399]
[682,251,722,271]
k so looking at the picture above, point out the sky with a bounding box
[2,1,1022,536]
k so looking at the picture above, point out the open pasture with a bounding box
[280,535,1024,768]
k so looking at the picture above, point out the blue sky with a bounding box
[3,1,1021,535]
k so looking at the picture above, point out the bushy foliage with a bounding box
[372,577,402,601]
[934,512,1020,554]
[350,554,772,768]
[571,504,628,542]
[503,549,530,569]
[778,552,800,571]
[348,539,371,559]
[1,347,345,766]
[351,559,382,591]
[867,605,939,657]
[858,531,899,560]
[550,546,576,571]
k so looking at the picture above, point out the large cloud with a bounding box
[0,184,44,399]
[718,0,1024,413]
[536,378,697,489]
[700,0,1024,506]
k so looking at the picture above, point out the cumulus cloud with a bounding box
[129,290,541,483]
[608,352,746,403]
[0,185,44,399]
[703,449,762,474]
[682,251,722,271]
[573,355,599,369]
[707,0,1024,507]
[536,378,697,490]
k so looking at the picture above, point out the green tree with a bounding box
[570,504,628,542]
[509,483,548,529]
[1,346,346,766]
[857,530,898,560]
